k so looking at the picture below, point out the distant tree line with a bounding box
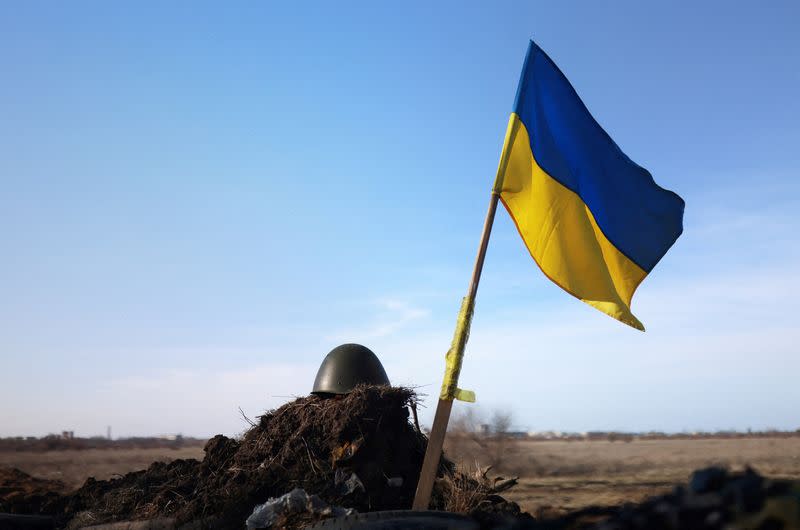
[0,434,207,452]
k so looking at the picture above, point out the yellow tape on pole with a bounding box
[492,114,519,195]
[439,296,476,402]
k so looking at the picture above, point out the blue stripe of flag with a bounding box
[513,41,684,272]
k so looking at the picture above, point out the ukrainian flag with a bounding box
[494,41,684,330]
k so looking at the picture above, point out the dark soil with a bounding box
[0,468,67,515]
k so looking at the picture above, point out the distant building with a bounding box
[504,431,527,439]
[584,431,610,440]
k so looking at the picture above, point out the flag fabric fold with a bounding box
[495,41,685,330]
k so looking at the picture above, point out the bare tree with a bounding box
[446,406,514,473]
[490,409,513,436]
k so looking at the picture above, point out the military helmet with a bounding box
[312,343,390,395]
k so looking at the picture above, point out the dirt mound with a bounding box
[0,467,66,515]
[51,386,453,527]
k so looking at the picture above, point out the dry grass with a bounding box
[445,436,800,518]
[0,447,205,490]
[437,467,492,514]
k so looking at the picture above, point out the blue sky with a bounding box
[2,1,799,438]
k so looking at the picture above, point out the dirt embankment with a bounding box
[1,386,494,528]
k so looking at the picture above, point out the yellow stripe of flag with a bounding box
[495,114,648,330]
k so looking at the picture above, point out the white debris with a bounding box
[245,488,355,529]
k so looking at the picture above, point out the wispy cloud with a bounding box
[97,361,318,438]
[377,202,800,432]
[381,260,800,432]
[325,298,431,342]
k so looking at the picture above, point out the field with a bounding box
[448,436,800,517]
[3,436,800,517]
[0,447,204,491]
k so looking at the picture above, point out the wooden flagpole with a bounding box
[412,189,501,510]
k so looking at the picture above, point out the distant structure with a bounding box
[157,434,184,442]
[107,425,112,441]
[504,431,528,439]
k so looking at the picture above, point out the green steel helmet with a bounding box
[312,343,390,395]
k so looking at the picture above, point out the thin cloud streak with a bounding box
[325,298,431,342]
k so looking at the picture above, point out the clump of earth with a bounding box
[0,467,67,516]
